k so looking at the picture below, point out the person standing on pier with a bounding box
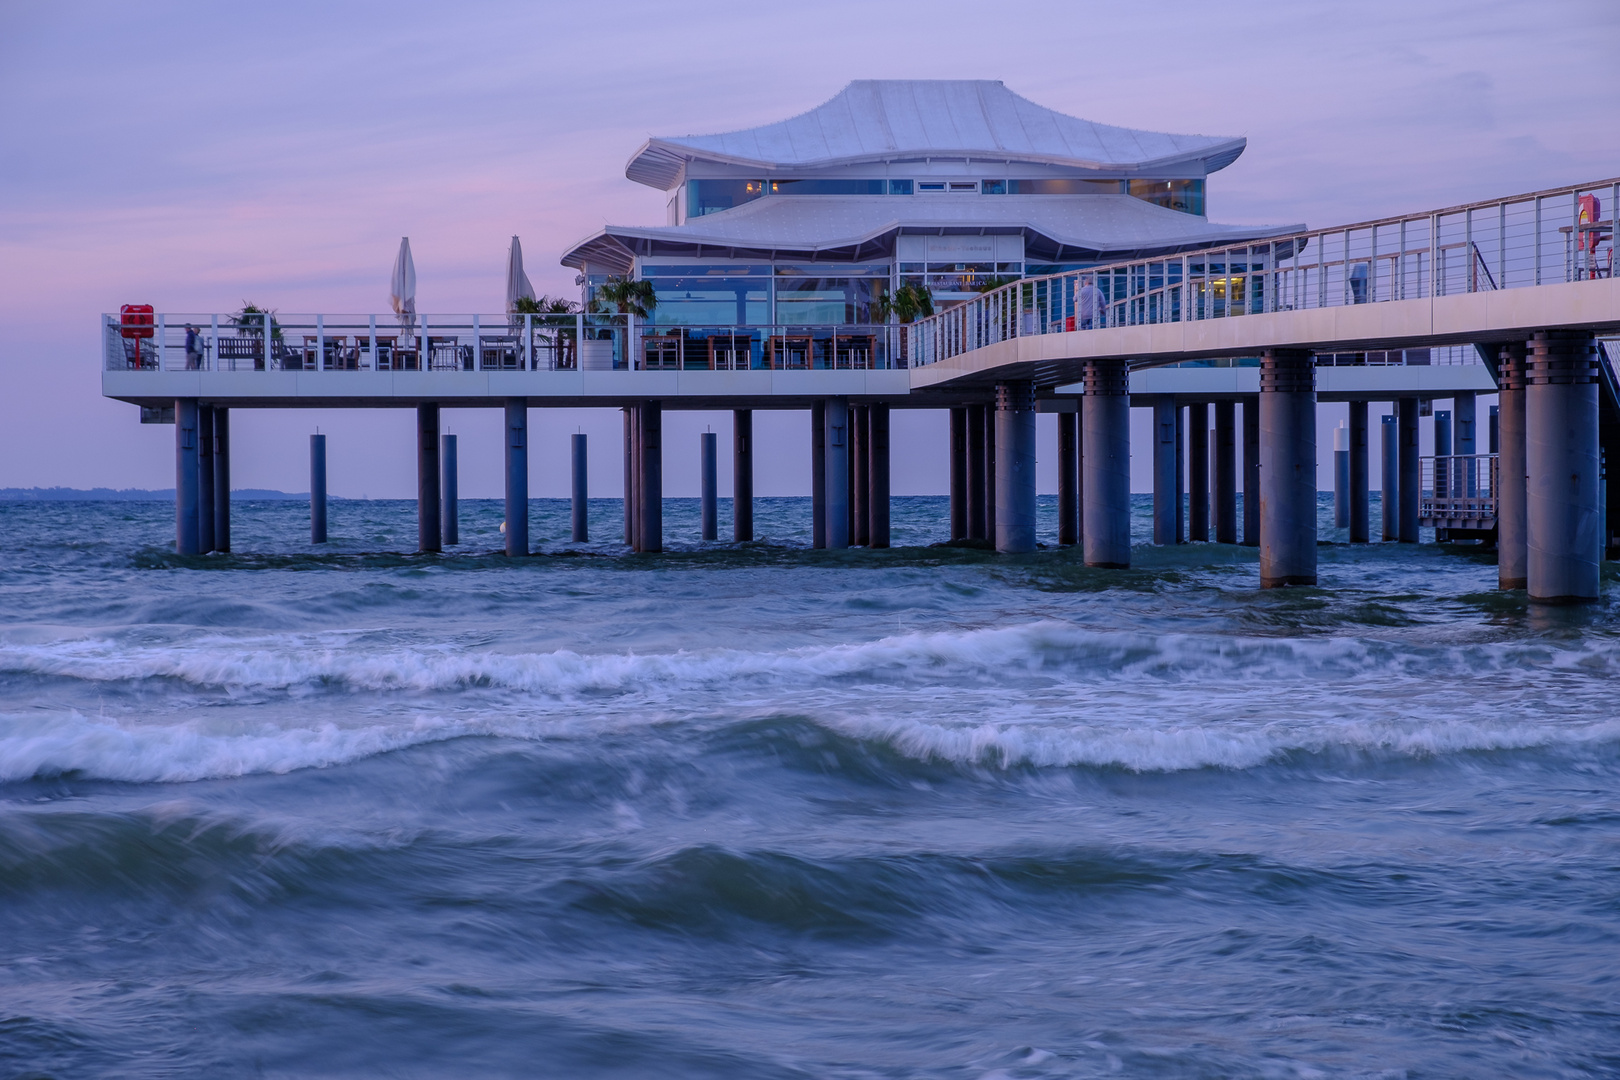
[1077,276,1103,330]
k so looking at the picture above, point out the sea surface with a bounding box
[2,495,1619,1079]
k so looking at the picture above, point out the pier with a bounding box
[102,177,1619,601]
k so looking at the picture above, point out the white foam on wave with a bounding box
[0,621,1606,697]
[822,712,1620,773]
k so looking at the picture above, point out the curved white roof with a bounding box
[626,80,1246,190]
[561,194,1303,273]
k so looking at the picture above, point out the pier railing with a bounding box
[103,313,904,374]
[906,178,1619,368]
[1419,454,1499,530]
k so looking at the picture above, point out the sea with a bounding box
[2,494,1618,1079]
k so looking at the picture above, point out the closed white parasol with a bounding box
[390,237,416,331]
[506,236,536,313]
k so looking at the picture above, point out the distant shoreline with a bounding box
[0,488,308,501]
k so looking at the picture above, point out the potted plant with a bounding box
[585,276,656,370]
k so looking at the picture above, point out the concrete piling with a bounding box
[994,381,1036,554]
[949,407,968,541]
[1214,401,1237,544]
[824,398,849,549]
[1349,402,1369,543]
[441,433,458,547]
[1381,413,1399,541]
[852,406,870,546]
[310,433,327,544]
[733,410,753,542]
[504,399,528,557]
[636,402,663,553]
[1188,402,1209,542]
[175,399,200,556]
[811,402,826,548]
[417,404,441,553]
[623,408,635,546]
[1082,358,1131,568]
[1397,398,1420,543]
[571,432,588,543]
[700,431,718,541]
[869,403,891,549]
[1153,400,1177,545]
[212,407,230,553]
[1057,410,1079,546]
[966,403,987,541]
[1333,423,1350,529]
[1498,343,1528,588]
[1258,348,1317,588]
[198,406,215,553]
[1242,400,1260,546]
[1526,330,1600,602]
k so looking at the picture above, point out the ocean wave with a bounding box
[0,621,1607,698]
[3,703,1619,786]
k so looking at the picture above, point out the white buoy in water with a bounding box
[499,521,507,534]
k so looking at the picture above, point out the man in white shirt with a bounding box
[1076,277,1103,330]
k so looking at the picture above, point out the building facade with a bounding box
[561,80,1301,369]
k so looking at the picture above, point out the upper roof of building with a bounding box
[562,193,1304,273]
[625,80,1247,190]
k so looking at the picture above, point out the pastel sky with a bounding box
[1,0,1616,499]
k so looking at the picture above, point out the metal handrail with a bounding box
[907,177,1620,368]
[102,314,908,373]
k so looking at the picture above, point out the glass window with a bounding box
[1005,179,1124,195]
[685,179,764,218]
[917,181,947,192]
[981,180,1007,194]
[775,277,885,325]
[769,179,887,195]
[775,263,891,277]
[639,264,771,277]
[1127,179,1205,216]
[643,276,769,326]
[888,179,913,195]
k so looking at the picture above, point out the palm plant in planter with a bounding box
[590,276,657,318]
[873,282,934,324]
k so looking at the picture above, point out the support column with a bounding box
[1398,397,1420,543]
[1333,424,1350,528]
[175,399,200,555]
[852,405,870,546]
[504,399,528,557]
[1381,413,1399,541]
[811,402,827,548]
[983,403,998,542]
[442,433,458,547]
[1188,402,1209,542]
[1349,401,1369,543]
[1175,407,1185,543]
[572,433,588,543]
[637,401,663,553]
[1242,399,1260,546]
[198,406,215,553]
[733,410,753,542]
[417,404,441,553]
[1153,400,1177,545]
[700,431,718,541]
[966,403,987,540]
[1526,330,1600,602]
[623,407,636,546]
[869,403,891,549]
[1259,348,1317,588]
[995,381,1037,553]
[310,433,327,544]
[1057,410,1079,546]
[212,407,230,553]
[1214,401,1237,543]
[1455,391,1478,521]
[1082,358,1131,568]
[1498,343,1528,588]
[824,398,849,549]
[949,407,968,541]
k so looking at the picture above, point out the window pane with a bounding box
[1127,179,1205,216]
[1006,179,1124,195]
[686,179,764,218]
[889,179,914,195]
